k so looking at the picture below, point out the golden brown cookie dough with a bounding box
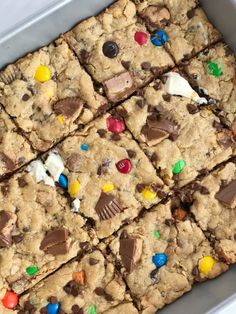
[107,201,227,313]
[65,0,174,102]
[183,42,236,125]
[190,161,236,264]
[0,39,108,152]
[42,113,167,239]
[0,166,97,297]
[121,72,234,187]
[14,250,138,314]
[136,0,221,63]
[0,106,35,177]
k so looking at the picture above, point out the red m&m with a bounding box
[134,31,148,45]
[2,291,18,309]
[106,116,125,134]
[116,159,132,174]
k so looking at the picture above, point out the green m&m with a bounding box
[153,230,160,240]
[207,61,222,77]
[88,305,97,314]
[26,265,39,276]
[172,160,186,175]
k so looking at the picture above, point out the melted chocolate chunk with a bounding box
[119,234,143,273]
[0,152,15,171]
[95,193,123,220]
[53,97,83,119]
[215,180,236,208]
[141,114,178,144]
[40,228,69,256]
[0,210,17,248]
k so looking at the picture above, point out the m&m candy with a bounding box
[2,291,18,309]
[68,179,80,196]
[134,31,148,45]
[141,187,157,200]
[172,160,186,175]
[34,65,51,82]
[106,116,125,134]
[198,256,216,274]
[207,61,222,77]
[46,302,60,314]
[58,174,68,189]
[26,265,39,276]
[116,159,132,174]
[151,30,168,46]
[152,253,167,268]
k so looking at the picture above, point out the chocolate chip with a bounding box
[71,286,80,297]
[136,89,144,97]
[136,183,145,193]
[22,94,30,101]
[80,49,90,64]
[150,67,160,76]
[1,184,9,196]
[97,129,107,138]
[80,241,90,252]
[162,94,171,102]
[17,176,28,188]
[187,103,199,114]
[136,99,145,108]
[89,257,99,265]
[153,81,161,90]
[103,41,119,58]
[165,219,175,226]
[116,107,128,118]
[187,9,195,19]
[24,301,35,311]
[156,190,167,199]
[47,296,58,304]
[94,287,105,296]
[192,266,199,276]
[127,149,136,159]
[160,75,167,84]
[150,268,159,280]
[141,62,151,70]
[121,60,131,70]
[150,152,158,163]
[200,186,210,195]
[105,293,114,301]
[71,304,83,314]
[12,234,24,244]
[97,159,111,176]
[110,133,121,141]
[40,308,48,314]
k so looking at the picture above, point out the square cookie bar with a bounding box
[42,113,167,239]
[65,0,174,102]
[121,71,235,187]
[190,161,236,264]
[136,0,221,63]
[0,163,97,298]
[107,201,227,313]
[0,38,108,152]
[183,43,236,125]
[11,251,138,314]
[0,106,35,177]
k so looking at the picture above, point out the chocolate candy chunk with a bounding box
[97,129,107,138]
[66,153,81,172]
[17,176,28,188]
[0,152,15,171]
[53,97,83,119]
[141,5,170,29]
[103,72,135,102]
[119,235,143,273]
[0,210,17,248]
[121,60,131,70]
[0,64,21,85]
[141,62,151,70]
[40,228,69,256]
[103,41,119,58]
[89,257,99,265]
[95,192,123,220]
[141,115,178,145]
[127,149,136,159]
[215,180,236,208]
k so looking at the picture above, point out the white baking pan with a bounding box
[0,1,235,313]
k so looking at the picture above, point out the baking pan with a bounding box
[0,0,236,313]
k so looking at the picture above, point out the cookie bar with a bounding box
[65,0,174,102]
[136,0,221,63]
[121,71,235,187]
[0,163,97,298]
[107,201,227,313]
[190,161,236,264]
[183,42,236,125]
[14,250,138,314]
[0,106,35,177]
[0,38,108,152]
[42,113,167,239]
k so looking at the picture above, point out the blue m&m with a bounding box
[58,174,68,189]
[80,144,90,151]
[46,302,60,314]
[151,30,168,46]
[152,253,167,268]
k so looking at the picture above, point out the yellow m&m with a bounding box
[34,65,51,82]
[102,183,114,193]
[141,187,156,200]
[57,115,64,125]
[68,179,80,196]
[198,256,216,274]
